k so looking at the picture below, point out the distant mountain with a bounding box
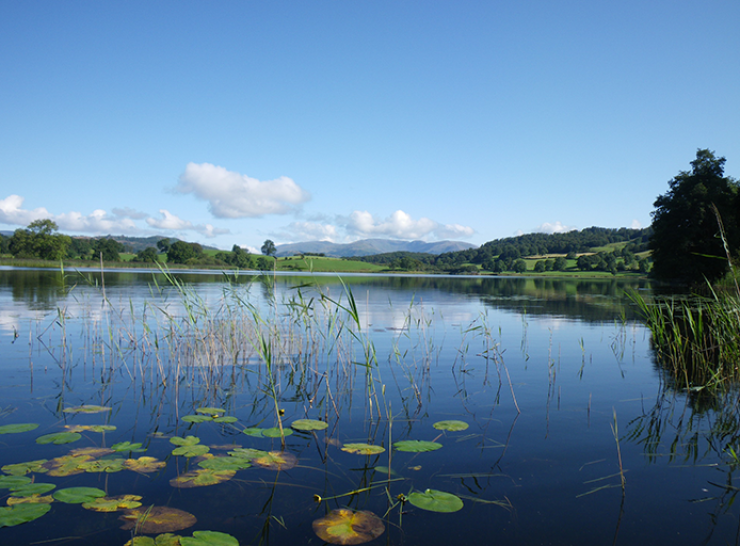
[275,238,477,258]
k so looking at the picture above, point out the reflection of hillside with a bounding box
[0,268,68,310]
[0,269,650,323]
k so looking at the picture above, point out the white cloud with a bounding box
[341,210,474,241]
[176,163,311,218]
[112,207,148,220]
[631,219,642,229]
[534,221,578,234]
[281,221,339,242]
[0,194,141,234]
[0,195,52,226]
[146,210,229,239]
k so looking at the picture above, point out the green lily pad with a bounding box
[242,427,264,437]
[0,475,32,489]
[124,456,167,474]
[291,419,328,431]
[1,459,49,476]
[312,509,385,545]
[170,435,201,446]
[119,506,197,533]
[123,533,181,546]
[0,503,51,528]
[172,444,210,458]
[170,468,236,488]
[65,424,117,433]
[341,443,386,455]
[53,486,106,504]
[198,456,252,471]
[10,483,56,497]
[212,416,238,424]
[228,448,267,460]
[262,427,293,438]
[0,423,39,434]
[432,420,469,431]
[195,407,225,415]
[182,415,213,423]
[180,530,240,546]
[393,440,442,452]
[36,431,82,445]
[82,494,143,512]
[253,450,298,471]
[63,405,111,414]
[43,454,92,477]
[78,458,126,473]
[111,441,145,452]
[407,489,464,513]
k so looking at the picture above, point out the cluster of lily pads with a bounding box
[2,404,473,545]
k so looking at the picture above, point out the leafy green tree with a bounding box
[167,241,202,264]
[9,219,70,260]
[136,247,159,263]
[261,239,276,257]
[553,256,567,271]
[650,149,739,285]
[67,237,92,259]
[156,238,172,254]
[256,256,273,270]
[92,238,123,261]
[534,260,546,272]
[229,245,254,269]
[512,259,527,273]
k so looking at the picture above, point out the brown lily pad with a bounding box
[252,451,297,471]
[169,468,236,488]
[119,506,197,534]
[124,457,167,474]
[313,509,385,545]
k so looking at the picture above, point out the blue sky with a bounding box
[1,1,738,252]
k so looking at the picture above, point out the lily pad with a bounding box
[252,450,298,471]
[1,459,49,476]
[43,454,92,477]
[112,441,145,452]
[242,427,264,437]
[432,420,469,432]
[262,427,293,438]
[0,423,38,435]
[170,435,201,446]
[6,494,54,505]
[82,494,143,512]
[228,448,267,460]
[291,419,328,431]
[172,445,210,458]
[170,468,236,488]
[119,506,197,533]
[182,415,213,423]
[36,431,82,445]
[65,424,117,433]
[63,405,111,414]
[180,530,240,546]
[123,534,181,546]
[124,457,167,474]
[78,458,126,473]
[53,486,106,504]
[9,483,56,497]
[195,407,225,415]
[407,489,464,513]
[341,443,386,455]
[212,416,238,424]
[312,509,385,545]
[198,456,252,471]
[393,440,442,452]
[69,447,115,458]
[0,503,51,528]
[0,475,32,489]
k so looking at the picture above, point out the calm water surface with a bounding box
[0,268,736,545]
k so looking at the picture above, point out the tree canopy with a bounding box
[650,149,739,285]
[261,239,276,257]
[8,219,71,260]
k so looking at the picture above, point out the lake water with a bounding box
[0,268,736,545]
